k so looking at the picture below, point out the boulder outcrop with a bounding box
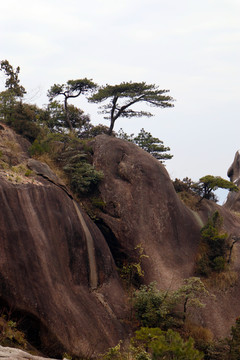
[2,124,240,356]
[92,135,240,337]
[0,125,127,358]
[92,135,202,288]
[225,150,240,211]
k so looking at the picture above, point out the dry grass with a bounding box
[204,270,238,291]
[184,321,213,344]
[177,191,201,210]
[34,153,69,185]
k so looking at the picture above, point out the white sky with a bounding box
[1,0,240,202]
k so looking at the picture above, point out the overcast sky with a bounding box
[1,0,240,202]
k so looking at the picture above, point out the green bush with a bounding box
[133,327,203,360]
[64,161,103,195]
[196,212,229,276]
[133,282,175,328]
[212,256,226,272]
[30,139,50,155]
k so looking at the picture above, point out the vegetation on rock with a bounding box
[118,128,173,163]
[196,212,230,276]
[89,81,174,135]
[173,176,238,204]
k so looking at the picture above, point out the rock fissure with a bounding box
[73,201,98,289]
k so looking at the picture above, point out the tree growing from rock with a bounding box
[48,78,97,132]
[89,81,174,135]
[133,278,209,328]
[0,60,26,98]
[118,128,173,162]
[173,277,209,322]
[133,128,173,162]
[197,175,238,202]
[173,176,238,203]
[0,60,26,121]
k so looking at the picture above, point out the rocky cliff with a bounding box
[92,135,202,288]
[92,135,240,338]
[225,150,240,211]
[0,124,127,358]
[1,125,240,357]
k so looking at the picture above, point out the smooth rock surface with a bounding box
[225,150,240,211]
[93,135,202,287]
[0,126,127,358]
[0,345,59,359]
[92,135,240,337]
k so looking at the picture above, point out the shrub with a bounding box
[133,327,203,360]
[133,283,176,328]
[0,316,26,348]
[212,256,226,272]
[228,317,240,359]
[196,212,229,276]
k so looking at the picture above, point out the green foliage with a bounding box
[83,123,110,138]
[48,78,97,132]
[134,278,209,328]
[31,132,104,196]
[45,100,92,136]
[0,315,26,348]
[212,256,226,272]
[133,282,176,328]
[102,341,123,360]
[6,102,42,142]
[64,161,103,194]
[133,128,173,162]
[0,60,26,98]
[133,327,203,360]
[196,212,229,276]
[120,244,148,290]
[173,278,209,321]
[173,176,238,204]
[89,81,174,135]
[0,90,17,121]
[118,128,173,163]
[173,177,195,193]
[198,175,238,201]
[228,317,240,359]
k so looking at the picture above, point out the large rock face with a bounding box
[225,150,240,211]
[92,135,202,287]
[92,135,240,338]
[0,125,127,358]
[2,124,240,357]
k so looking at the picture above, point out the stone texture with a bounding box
[92,135,240,338]
[92,135,202,288]
[0,345,59,359]
[225,150,240,211]
[2,124,240,355]
[0,126,127,358]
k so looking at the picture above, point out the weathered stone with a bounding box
[0,126,127,358]
[0,345,59,359]
[92,135,240,338]
[225,150,240,211]
[92,135,202,287]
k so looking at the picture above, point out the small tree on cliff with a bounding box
[118,127,173,163]
[0,60,26,121]
[197,175,238,202]
[0,60,26,98]
[89,81,174,135]
[48,78,97,132]
[133,128,173,162]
